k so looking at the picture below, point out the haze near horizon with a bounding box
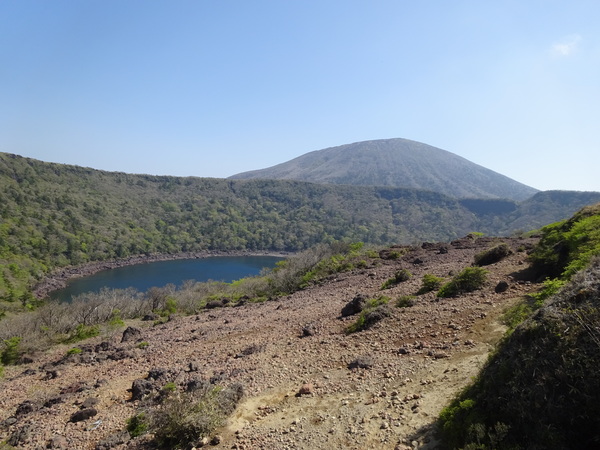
[1,1,599,192]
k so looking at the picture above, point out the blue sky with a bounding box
[1,1,599,192]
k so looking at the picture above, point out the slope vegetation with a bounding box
[439,203,600,449]
[1,153,599,309]
[230,138,539,201]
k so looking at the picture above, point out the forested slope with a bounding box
[0,153,474,305]
[1,153,599,307]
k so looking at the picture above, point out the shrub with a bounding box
[1,337,22,365]
[151,383,243,447]
[346,297,391,333]
[65,324,100,343]
[529,205,600,280]
[396,295,416,308]
[439,257,600,449]
[267,242,366,294]
[381,269,412,290]
[161,382,177,396]
[136,341,149,349]
[474,243,512,266]
[502,278,568,333]
[126,412,149,438]
[502,301,535,331]
[388,251,402,260]
[66,347,82,355]
[528,278,567,306]
[417,274,444,294]
[108,309,125,328]
[438,267,488,298]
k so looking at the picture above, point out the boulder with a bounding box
[131,379,154,401]
[341,294,368,317]
[495,280,510,293]
[70,408,97,423]
[121,326,141,343]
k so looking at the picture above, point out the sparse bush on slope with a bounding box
[529,203,600,280]
[417,274,445,295]
[502,203,600,333]
[151,383,244,448]
[473,242,512,266]
[437,267,487,298]
[440,256,600,449]
[440,205,600,449]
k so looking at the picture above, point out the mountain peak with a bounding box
[230,138,538,201]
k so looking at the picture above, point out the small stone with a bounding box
[210,434,222,445]
[348,355,374,370]
[301,323,317,337]
[3,417,17,426]
[81,397,100,408]
[297,383,314,396]
[49,435,68,449]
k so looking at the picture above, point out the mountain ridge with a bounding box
[230,138,539,201]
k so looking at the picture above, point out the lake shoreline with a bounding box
[33,250,291,299]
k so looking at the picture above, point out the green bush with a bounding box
[439,258,600,449]
[1,337,22,365]
[108,309,125,327]
[396,295,416,308]
[417,274,444,295]
[474,243,512,266]
[381,269,412,290]
[66,324,100,343]
[346,297,391,334]
[502,301,535,331]
[126,412,149,438]
[438,267,488,298]
[66,347,82,355]
[529,278,566,306]
[162,382,177,394]
[529,204,600,280]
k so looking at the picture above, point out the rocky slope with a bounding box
[0,236,541,449]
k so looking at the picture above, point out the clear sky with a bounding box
[1,1,599,192]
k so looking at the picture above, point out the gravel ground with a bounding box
[0,236,540,449]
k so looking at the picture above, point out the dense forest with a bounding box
[1,153,599,307]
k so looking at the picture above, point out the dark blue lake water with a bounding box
[49,256,283,302]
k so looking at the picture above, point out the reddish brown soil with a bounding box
[0,236,540,449]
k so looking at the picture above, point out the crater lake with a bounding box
[49,255,284,302]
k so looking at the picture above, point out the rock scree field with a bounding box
[0,236,540,449]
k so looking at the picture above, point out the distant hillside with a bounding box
[230,138,539,201]
[0,152,598,308]
[462,190,600,236]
